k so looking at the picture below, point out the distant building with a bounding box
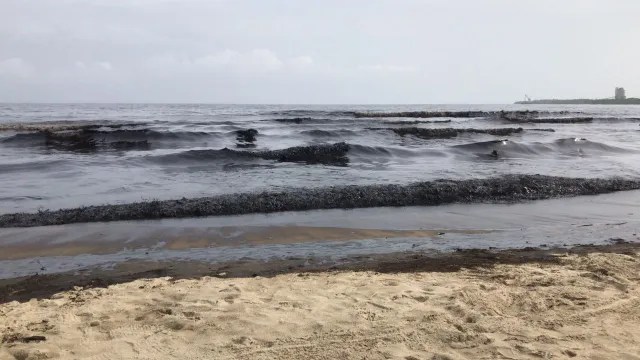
[615,87,626,100]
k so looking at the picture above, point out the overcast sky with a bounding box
[1,0,638,103]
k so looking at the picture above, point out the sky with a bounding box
[0,0,639,104]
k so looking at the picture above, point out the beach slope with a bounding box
[2,246,640,359]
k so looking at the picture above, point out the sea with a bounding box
[2,103,640,278]
[1,103,639,214]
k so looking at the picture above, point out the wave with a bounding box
[0,159,68,173]
[82,128,213,141]
[300,129,358,138]
[389,127,524,139]
[0,195,46,202]
[3,175,639,227]
[149,148,257,163]
[266,109,574,119]
[265,110,357,117]
[272,117,338,124]
[354,110,571,119]
[157,142,436,164]
[551,137,631,153]
[0,132,47,144]
[453,139,551,158]
[350,144,415,158]
[148,142,350,166]
[502,117,593,124]
[383,119,453,125]
[109,140,151,150]
[452,138,633,158]
[348,144,444,160]
[355,111,490,118]
[1,128,217,152]
[0,121,147,132]
[257,142,349,165]
[593,117,640,122]
[152,120,240,126]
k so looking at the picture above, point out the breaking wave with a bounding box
[1,127,219,152]
[453,138,634,158]
[148,143,351,166]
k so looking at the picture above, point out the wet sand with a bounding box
[0,226,490,261]
[2,191,640,359]
[2,243,640,359]
[2,189,639,280]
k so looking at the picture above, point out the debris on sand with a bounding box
[1,333,46,344]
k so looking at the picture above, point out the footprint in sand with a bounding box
[219,284,242,303]
[26,319,55,333]
[411,295,429,303]
[163,317,186,331]
[182,311,201,320]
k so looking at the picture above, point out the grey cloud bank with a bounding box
[1,0,639,103]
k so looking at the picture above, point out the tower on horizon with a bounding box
[615,87,626,100]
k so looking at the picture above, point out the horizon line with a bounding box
[0,102,538,106]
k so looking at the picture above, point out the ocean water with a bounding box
[1,103,639,214]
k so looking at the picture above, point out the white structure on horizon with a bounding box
[615,87,626,100]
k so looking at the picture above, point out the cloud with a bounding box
[194,49,284,72]
[74,61,113,71]
[288,56,314,69]
[97,61,113,71]
[149,49,315,74]
[2,1,638,103]
[0,58,35,78]
[357,64,418,73]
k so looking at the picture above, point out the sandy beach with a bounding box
[2,243,640,360]
[3,1,640,359]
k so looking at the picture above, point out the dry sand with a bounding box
[2,246,640,359]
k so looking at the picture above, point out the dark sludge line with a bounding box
[1,175,639,228]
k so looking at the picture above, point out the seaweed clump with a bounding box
[273,117,314,124]
[355,111,490,118]
[354,110,554,119]
[390,127,524,139]
[236,129,259,148]
[43,130,99,152]
[2,175,639,228]
[254,142,349,165]
[502,116,593,124]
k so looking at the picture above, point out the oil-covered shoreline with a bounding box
[2,175,639,228]
[3,104,640,215]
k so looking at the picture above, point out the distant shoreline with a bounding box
[515,98,640,105]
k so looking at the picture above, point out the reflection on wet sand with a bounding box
[1,189,639,279]
[0,225,492,261]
